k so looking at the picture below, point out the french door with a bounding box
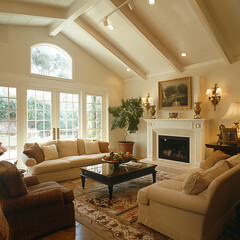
[27,89,80,142]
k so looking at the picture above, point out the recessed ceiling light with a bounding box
[149,0,155,4]
[127,68,131,72]
[108,25,114,30]
[181,52,187,57]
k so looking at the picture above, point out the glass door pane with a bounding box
[59,92,79,139]
[0,86,17,163]
[27,89,52,142]
[86,95,102,139]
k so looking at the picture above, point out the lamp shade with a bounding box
[223,102,240,121]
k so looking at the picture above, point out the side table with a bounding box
[205,142,240,156]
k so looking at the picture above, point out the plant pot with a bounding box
[118,141,135,154]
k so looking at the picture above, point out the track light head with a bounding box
[128,0,136,10]
[103,18,109,27]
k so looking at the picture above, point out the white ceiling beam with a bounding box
[108,0,183,73]
[188,0,234,64]
[75,17,147,80]
[0,1,66,19]
[49,0,99,37]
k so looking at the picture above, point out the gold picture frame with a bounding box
[222,127,238,145]
[158,77,191,110]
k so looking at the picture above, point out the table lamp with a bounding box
[223,102,240,130]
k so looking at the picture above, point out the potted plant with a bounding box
[108,97,144,153]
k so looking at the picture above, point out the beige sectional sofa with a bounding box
[138,151,240,240]
[22,139,113,182]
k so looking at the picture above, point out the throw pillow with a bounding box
[183,160,230,195]
[98,141,109,153]
[57,140,78,158]
[77,139,85,155]
[200,150,230,170]
[84,140,101,155]
[42,144,59,160]
[39,140,57,147]
[0,161,28,198]
[226,154,240,167]
[23,142,45,164]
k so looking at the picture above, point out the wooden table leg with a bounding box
[81,175,85,189]
[152,171,156,183]
[108,185,113,200]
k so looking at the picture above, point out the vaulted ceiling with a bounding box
[0,0,239,80]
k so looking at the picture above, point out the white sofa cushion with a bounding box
[61,153,107,168]
[77,139,85,155]
[182,160,230,195]
[226,154,240,167]
[155,179,183,191]
[42,144,59,160]
[200,150,230,170]
[84,140,100,155]
[173,168,204,181]
[31,159,70,175]
[57,140,78,158]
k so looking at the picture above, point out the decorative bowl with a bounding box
[102,152,133,165]
[169,112,178,119]
[102,158,131,165]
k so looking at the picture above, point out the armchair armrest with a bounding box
[23,176,40,187]
[22,154,37,167]
[2,188,63,214]
[145,185,208,215]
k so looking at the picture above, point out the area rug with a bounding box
[60,170,240,240]
[61,170,176,240]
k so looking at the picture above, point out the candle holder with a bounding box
[149,105,156,119]
[194,102,201,119]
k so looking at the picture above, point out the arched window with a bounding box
[31,44,72,79]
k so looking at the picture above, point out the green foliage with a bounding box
[108,97,143,141]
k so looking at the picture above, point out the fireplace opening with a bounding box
[158,135,190,163]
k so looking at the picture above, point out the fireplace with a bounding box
[158,135,190,163]
[144,119,208,166]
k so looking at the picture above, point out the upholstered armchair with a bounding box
[0,161,75,240]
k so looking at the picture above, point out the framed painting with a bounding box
[158,77,191,110]
[221,127,238,145]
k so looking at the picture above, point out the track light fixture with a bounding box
[101,0,136,28]
[101,0,155,28]
[128,0,136,10]
[103,18,109,27]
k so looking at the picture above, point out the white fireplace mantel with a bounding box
[144,119,209,169]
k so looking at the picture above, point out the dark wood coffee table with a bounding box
[80,162,157,200]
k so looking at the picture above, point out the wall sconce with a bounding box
[142,93,153,111]
[206,83,222,111]
[142,93,156,118]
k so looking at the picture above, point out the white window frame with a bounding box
[82,91,108,141]
[0,86,17,163]
[26,89,52,142]
[30,43,73,81]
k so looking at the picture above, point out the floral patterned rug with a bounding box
[60,169,240,240]
[60,170,176,240]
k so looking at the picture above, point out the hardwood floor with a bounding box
[38,222,105,240]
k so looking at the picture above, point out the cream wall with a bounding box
[124,60,240,158]
[0,25,124,164]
